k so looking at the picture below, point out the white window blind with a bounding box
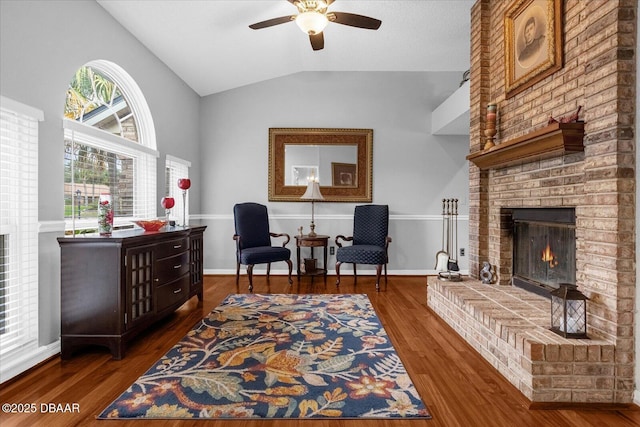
[0,96,41,372]
[64,122,157,231]
[165,155,190,225]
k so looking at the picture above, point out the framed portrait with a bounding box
[504,0,563,98]
[331,163,357,187]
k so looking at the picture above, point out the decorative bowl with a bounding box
[133,219,167,232]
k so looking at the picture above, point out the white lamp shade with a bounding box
[301,181,324,200]
[295,11,328,35]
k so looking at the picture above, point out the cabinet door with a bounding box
[190,231,204,297]
[125,245,155,328]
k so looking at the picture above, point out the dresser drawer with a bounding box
[156,237,189,259]
[155,251,190,285]
[156,274,189,312]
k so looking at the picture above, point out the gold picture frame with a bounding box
[268,128,373,202]
[504,0,563,98]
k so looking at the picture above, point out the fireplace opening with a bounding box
[511,208,576,298]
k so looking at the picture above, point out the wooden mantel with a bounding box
[466,122,585,170]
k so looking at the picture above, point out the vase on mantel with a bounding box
[98,193,114,236]
[484,103,497,150]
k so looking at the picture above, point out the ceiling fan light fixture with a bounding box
[295,11,328,35]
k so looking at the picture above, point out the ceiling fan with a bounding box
[249,0,382,51]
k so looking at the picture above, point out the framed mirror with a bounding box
[268,128,373,202]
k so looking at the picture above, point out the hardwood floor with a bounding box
[2,275,639,426]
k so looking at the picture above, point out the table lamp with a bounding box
[300,179,324,237]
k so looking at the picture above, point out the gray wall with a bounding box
[199,71,470,275]
[0,0,470,374]
[0,0,201,348]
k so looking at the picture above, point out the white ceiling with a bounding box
[97,0,474,97]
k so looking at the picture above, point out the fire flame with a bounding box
[541,244,559,268]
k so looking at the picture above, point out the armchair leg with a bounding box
[335,261,342,286]
[384,262,388,283]
[353,264,357,282]
[266,263,271,279]
[285,259,293,284]
[236,262,241,284]
[247,264,254,292]
[375,264,382,292]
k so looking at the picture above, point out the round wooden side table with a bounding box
[295,234,329,282]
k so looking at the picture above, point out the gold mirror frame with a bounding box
[268,128,373,202]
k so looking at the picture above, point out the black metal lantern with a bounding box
[550,283,588,339]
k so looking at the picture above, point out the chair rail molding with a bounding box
[197,213,468,221]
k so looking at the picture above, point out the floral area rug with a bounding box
[98,293,431,420]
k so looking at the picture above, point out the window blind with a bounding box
[0,97,41,371]
[165,155,190,225]
[64,122,157,231]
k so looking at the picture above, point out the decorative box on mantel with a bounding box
[467,122,585,170]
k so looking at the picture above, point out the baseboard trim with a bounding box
[0,341,61,384]
[529,401,638,411]
[205,269,469,276]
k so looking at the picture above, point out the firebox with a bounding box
[512,208,576,298]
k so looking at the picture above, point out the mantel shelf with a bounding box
[466,122,585,170]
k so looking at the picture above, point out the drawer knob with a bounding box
[173,288,182,294]
[173,264,182,269]
[173,244,182,249]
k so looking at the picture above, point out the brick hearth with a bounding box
[427,277,614,402]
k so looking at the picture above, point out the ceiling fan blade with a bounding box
[310,33,324,51]
[330,12,381,30]
[249,15,295,30]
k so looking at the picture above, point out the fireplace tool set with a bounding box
[435,198,462,281]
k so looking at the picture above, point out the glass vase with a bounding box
[98,193,114,236]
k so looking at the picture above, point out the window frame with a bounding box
[63,61,158,232]
[0,96,43,380]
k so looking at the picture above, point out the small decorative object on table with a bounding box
[133,219,167,232]
[98,193,114,236]
[161,196,175,224]
[177,178,191,226]
[298,226,303,237]
[484,103,498,150]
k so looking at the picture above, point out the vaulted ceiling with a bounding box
[97,0,474,97]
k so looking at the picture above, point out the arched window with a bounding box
[63,60,157,232]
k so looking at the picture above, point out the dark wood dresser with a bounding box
[57,225,206,359]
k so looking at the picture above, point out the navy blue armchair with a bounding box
[233,203,293,291]
[335,204,391,291]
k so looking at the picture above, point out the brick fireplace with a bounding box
[428,0,636,404]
